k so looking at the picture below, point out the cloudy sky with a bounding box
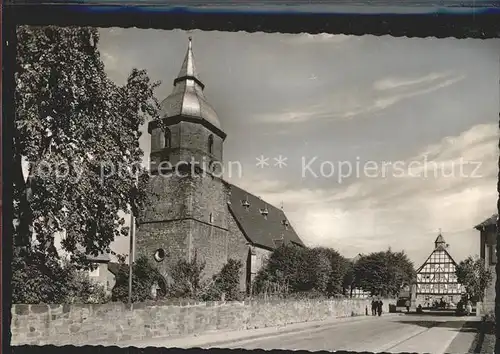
[98,28,499,267]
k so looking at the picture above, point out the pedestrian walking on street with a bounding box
[466,301,472,316]
[405,299,410,313]
[377,300,383,316]
[371,299,377,316]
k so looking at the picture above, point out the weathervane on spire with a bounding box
[280,201,284,210]
[438,228,442,235]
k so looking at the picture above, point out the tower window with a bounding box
[164,128,172,148]
[208,134,214,154]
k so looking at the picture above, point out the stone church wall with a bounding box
[136,159,233,280]
[135,220,191,281]
[226,210,253,292]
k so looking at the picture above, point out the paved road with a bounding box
[202,314,474,354]
[123,312,477,354]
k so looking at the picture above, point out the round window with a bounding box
[154,248,166,262]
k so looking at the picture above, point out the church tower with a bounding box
[136,38,231,282]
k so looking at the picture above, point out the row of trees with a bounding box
[252,245,416,299]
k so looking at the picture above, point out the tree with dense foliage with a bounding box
[167,252,207,300]
[112,255,166,303]
[252,244,349,297]
[203,259,243,301]
[14,25,159,262]
[312,247,351,296]
[252,244,307,295]
[456,256,492,303]
[342,260,356,296]
[13,26,160,301]
[13,251,109,303]
[354,249,416,297]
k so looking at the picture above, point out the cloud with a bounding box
[101,52,118,71]
[253,73,466,125]
[284,33,353,45]
[373,72,453,91]
[236,123,496,263]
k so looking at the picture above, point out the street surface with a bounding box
[123,311,479,354]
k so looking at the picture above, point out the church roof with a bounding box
[159,37,222,132]
[227,183,306,251]
[474,214,498,230]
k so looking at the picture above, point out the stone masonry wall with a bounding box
[136,165,231,284]
[11,298,394,346]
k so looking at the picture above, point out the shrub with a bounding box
[202,259,243,301]
[167,252,206,300]
[112,255,166,303]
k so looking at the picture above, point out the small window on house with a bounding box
[164,128,172,148]
[89,267,100,277]
[209,213,214,223]
[260,208,269,219]
[208,134,214,154]
[242,199,250,209]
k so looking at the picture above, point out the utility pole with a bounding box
[128,173,138,305]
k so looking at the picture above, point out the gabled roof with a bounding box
[75,244,111,263]
[108,262,127,276]
[227,183,305,251]
[474,214,498,230]
[416,246,457,273]
[86,252,110,263]
[348,254,363,263]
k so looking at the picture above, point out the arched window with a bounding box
[164,128,172,148]
[208,134,214,154]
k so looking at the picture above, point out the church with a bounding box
[414,232,464,307]
[135,38,306,294]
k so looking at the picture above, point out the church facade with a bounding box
[414,232,464,307]
[135,38,305,294]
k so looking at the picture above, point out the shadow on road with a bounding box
[395,316,481,333]
[402,310,462,316]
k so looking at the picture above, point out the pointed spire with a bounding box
[435,229,446,249]
[156,36,222,132]
[174,36,204,89]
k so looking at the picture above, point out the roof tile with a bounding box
[228,183,305,250]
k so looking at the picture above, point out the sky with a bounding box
[97,28,499,267]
